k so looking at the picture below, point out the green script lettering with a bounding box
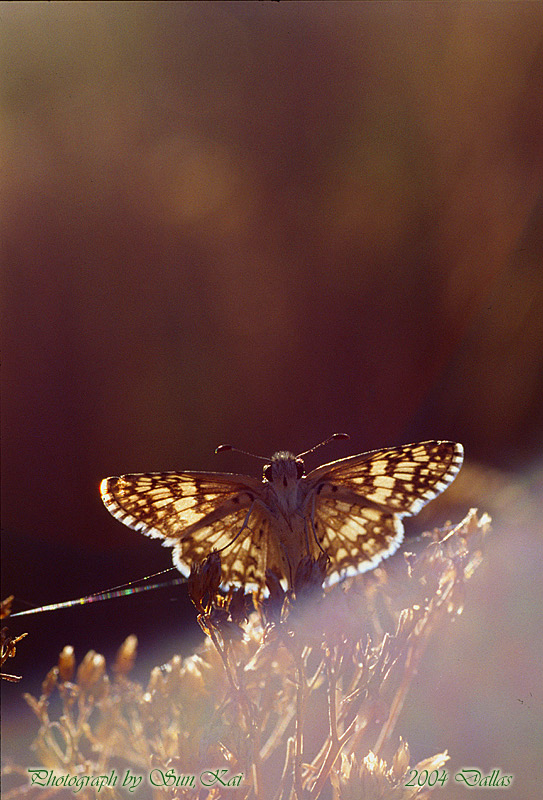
[200,769,229,787]
[28,770,51,787]
[455,769,481,787]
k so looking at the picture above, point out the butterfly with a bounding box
[100,437,463,593]
[100,438,464,592]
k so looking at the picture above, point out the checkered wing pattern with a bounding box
[100,471,282,588]
[307,440,464,583]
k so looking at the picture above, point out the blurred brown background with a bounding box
[2,2,542,796]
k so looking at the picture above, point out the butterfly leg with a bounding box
[306,492,329,560]
[213,501,258,554]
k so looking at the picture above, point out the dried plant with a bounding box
[1,595,28,682]
[4,509,489,800]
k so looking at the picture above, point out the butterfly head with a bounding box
[263,451,305,487]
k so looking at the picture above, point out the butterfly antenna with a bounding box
[215,444,269,461]
[296,432,350,459]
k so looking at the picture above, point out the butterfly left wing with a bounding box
[100,471,284,590]
[304,441,463,583]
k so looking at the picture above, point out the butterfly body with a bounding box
[100,440,463,593]
[259,452,318,583]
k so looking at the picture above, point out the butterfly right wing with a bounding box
[304,441,464,584]
[100,471,280,588]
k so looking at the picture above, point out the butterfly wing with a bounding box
[100,471,280,589]
[305,441,464,583]
[311,499,405,583]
